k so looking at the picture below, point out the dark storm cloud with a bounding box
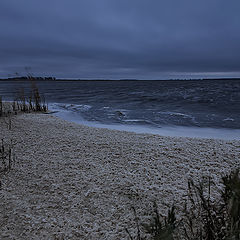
[0,0,240,79]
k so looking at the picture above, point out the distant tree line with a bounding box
[1,76,56,81]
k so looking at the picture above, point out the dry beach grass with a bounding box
[0,113,240,239]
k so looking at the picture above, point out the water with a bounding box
[1,79,240,139]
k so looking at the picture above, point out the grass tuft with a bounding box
[126,203,176,240]
[143,202,176,240]
[0,139,15,189]
[0,75,48,121]
[127,169,240,240]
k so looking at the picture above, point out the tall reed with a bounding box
[127,169,240,240]
[0,96,3,117]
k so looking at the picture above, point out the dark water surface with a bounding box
[1,79,240,133]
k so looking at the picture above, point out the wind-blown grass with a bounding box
[127,169,240,240]
[0,76,48,119]
[0,139,15,190]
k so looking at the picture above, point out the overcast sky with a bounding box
[0,0,240,79]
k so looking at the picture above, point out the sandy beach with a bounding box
[1,113,240,239]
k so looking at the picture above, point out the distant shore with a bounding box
[1,113,240,239]
[1,77,240,81]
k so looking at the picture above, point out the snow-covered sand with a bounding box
[0,113,240,239]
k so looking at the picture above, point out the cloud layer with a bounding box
[1,0,240,79]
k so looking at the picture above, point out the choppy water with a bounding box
[1,79,240,139]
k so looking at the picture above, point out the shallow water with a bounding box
[1,79,240,139]
[51,104,240,140]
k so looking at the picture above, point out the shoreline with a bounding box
[51,107,240,141]
[1,113,240,239]
[48,102,240,141]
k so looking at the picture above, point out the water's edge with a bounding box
[49,104,240,140]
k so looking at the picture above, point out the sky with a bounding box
[0,0,240,79]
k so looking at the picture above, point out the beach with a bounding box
[1,113,240,239]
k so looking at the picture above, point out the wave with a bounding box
[223,118,235,122]
[48,103,240,140]
[158,111,194,119]
[50,103,92,112]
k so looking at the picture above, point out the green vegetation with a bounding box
[14,76,48,113]
[0,76,47,188]
[0,76,47,119]
[127,169,240,240]
[0,139,15,190]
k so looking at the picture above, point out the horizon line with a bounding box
[1,76,240,81]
